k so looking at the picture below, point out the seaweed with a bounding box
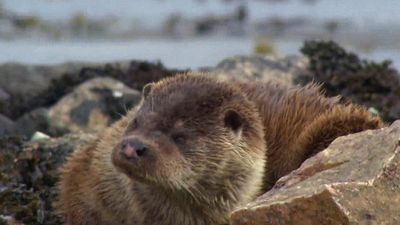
[297,40,400,122]
[0,135,91,225]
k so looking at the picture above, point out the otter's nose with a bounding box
[120,138,148,159]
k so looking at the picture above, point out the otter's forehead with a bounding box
[138,75,237,127]
[141,84,224,122]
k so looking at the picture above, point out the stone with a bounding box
[0,62,92,98]
[0,88,9,101]
[0,60,182,120]
[231,120,400,225]
[0,114,14,136]
[48,77,141,133]
[12,108,66,138]
[0,78,141,138]
[30,131,51,141]
[211,55,308,86]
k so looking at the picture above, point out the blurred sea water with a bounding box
[4,0,400,25]
[1,0,399,69]
[1,37,398,70]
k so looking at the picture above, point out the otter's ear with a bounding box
[142,83,154,98]
[224,110,243,136]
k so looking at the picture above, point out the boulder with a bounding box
[211,55,307,85]
[0,114,14,136]
[0,88,9,101]
[231,120,400,225]
[0,60,182,120]
[0,62,92,98]
[12,108,66,138]
[48,77,141,133]
[2,77,143,138]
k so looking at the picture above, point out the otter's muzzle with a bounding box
[120,138,148,160]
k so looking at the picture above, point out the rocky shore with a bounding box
[0,41,399,225]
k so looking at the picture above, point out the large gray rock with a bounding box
[231,121,400,225]
[48,77,141,133]
[0,62,94,97]
[0,113,14,135]
[2,77,141,138]
[211,55,308,85]
[0,88,9,101]
[0,60,181,121]
[12,108,67,138]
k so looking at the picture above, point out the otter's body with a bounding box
[58,74,382,225]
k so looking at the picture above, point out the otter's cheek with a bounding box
[111,143,121,165]
[156,147,192,181]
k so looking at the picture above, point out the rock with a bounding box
[12,108,67,138]
[0,62,92,98]
[30,131,51,141]
[0,88,9,101]
[211,55,308,85]
[0,60,183,120]
[0,134,92,225]
[48,77,141,133]
[0,114,14,136]
[0,60,180,137]
[3,77,143,138]
[230,121,400,225]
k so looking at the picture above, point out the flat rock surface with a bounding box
[231,120,400,225]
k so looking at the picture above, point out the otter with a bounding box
[57,73,382,225]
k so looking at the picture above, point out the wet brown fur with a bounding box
[237,82,383,189]
[57,73,383,225]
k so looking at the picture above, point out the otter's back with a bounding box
[239,82,342,189]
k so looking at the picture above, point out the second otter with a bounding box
[58,73,382,225]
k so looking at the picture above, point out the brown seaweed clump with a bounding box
[0,134,91,225]
[297,40,400,122]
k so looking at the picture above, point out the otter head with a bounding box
[112,74,266,206]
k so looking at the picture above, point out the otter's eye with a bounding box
[172,133,186,144]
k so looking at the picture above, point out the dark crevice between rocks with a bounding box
[296,40,400,123]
